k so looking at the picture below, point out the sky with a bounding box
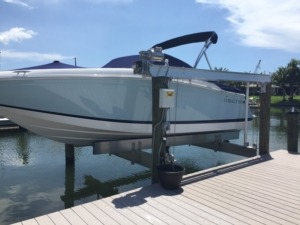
[0,0,300,74]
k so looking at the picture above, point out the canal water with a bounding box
[0,107,298,224]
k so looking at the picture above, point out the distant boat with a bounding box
[249,97,260,108]
[0,116,16,127]
[0,31,253,146]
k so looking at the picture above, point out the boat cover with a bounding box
[103,54,243,94]
[102,54,192,68]
[15,60,82,70]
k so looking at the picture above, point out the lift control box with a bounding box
[159,89,175,108]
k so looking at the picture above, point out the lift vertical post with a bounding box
[151,76,170,183]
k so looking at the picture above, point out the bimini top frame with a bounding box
[134,31,271,85]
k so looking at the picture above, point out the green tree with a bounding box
[213,67,229,71]
[272,66,288,100]
[286,59,300,100]
[213,67,241,88]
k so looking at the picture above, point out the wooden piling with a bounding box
[63,160,75,208]
[259,83,271,155]
[65,144,75,166]
[287,107,299,154]
[151,76,170,184]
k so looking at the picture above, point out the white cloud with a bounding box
[3,0,34,9]
[196,0,300,52]
[0,27,37,45]
[1,49,73,62]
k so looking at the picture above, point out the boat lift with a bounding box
[93,32,272,183]
[93,51,271,161]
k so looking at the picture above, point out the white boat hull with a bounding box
[0,68,252,146]
[0,106,247,145]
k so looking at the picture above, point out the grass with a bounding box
[270,95,300,106]
[250,95,300,106]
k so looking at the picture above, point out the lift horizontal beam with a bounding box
[149,64,271,83]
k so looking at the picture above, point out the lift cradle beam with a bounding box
[93,130,257,168]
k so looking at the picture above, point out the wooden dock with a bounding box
[13,150,300,225]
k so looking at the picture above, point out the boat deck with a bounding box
[13,150,300,225]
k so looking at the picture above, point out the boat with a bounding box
[0,31,254,146]
[249,97,260,108]
[0,116,16,127]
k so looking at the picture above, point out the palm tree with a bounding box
[272,66,288,100]
[286,59,300,100]
[213,67,229,71]
[213,67,241,88]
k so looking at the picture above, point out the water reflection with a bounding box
[61,163,150,209]
[0,130,28,173]
[63,164,75,208]
[0,137,152,225]
[232,107,300,151]
[15,130,30,165]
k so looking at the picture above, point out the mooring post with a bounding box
[152,76,169,184]
[259,83,271,155]
[65,144,75,166]
[287,107,299,154]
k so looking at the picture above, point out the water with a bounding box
[0,107,298,224]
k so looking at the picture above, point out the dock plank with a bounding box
[169,193,247,225]
[82,202,118,225]
[183,185,266,224]
[139,186,216,225]
[15,150,300,225]
[109,197,165,225]
[216,171,300,205]
[59,208,86,225]
[142,187,231,225]
[124,188,210,225]
[92,198,136,225]
[109,189,183,225]
[211,170,300,208]
[19,219,38,225]
[35,215,55,225]
[47,212,70,225]
[109,189,168,225]
[103,197,153,225]
[189,181,300,224]
[201,176,300,217]
[71,205,102,225]
[224,165,300,189]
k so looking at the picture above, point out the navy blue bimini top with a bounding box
[102,54,243,94]
[102,54,192,69]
